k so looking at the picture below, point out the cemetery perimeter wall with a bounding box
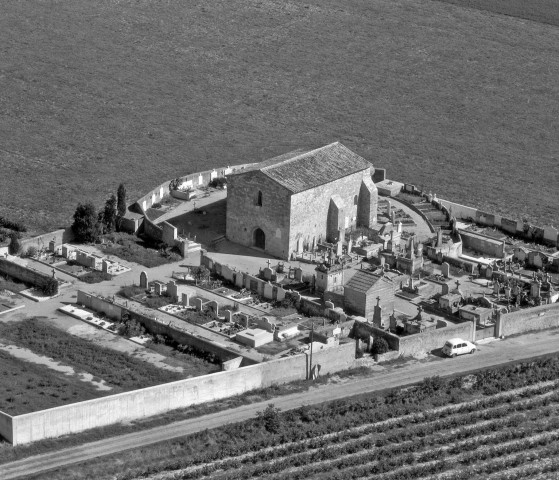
[498,303,559,337]
[18,227,74,253]
[1,342,357,446]
[134,162,257,212]
[353,320,475,357]
[0,257,58,291]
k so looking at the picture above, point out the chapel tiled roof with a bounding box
[344,270,390,294]
[231,142,371,194]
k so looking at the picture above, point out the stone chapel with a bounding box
[226,142,378,260]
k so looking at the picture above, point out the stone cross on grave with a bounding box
[266,259,271,269]
[376,296,381,306]
[455,280,461,290]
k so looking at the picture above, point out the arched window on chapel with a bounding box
[257,190,263,206]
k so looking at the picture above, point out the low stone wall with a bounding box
[300,297,325,317]
[394,197,436,233]
[498,303,559,337]
[0,257,58,291]
[143,216,164,243]
[4,341,357,445]
[76,291,248,364]
[0,409,13,444]
[19,227,74,253]
[128,310,247,364]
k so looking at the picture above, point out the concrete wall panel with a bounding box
[499,303,559,337]
[0,410,13,444]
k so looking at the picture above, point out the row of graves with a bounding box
[39,240,130,277]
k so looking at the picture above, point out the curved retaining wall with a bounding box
[133,163,258,213]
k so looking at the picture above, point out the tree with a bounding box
[193,266,210,283]
[72,202,99,242]
[102,194,117,233]
[371,337,390,356]
[8,232,21,255]
[117,183,127,217]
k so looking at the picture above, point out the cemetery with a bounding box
[1,145,559,448]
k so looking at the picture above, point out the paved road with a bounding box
[3,329,559,479]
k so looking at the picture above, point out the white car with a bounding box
[442,338,477,357]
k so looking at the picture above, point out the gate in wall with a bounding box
[475,322,496,341]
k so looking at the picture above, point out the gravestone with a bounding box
[181,293,190,306]
[223,310,233,323]
[194,297,204,311]
[140,271,148,289]
[263,282,274,299]
[102,260,109,274]
[276,288,286,302]
[262,267,274,281]
[167,281,178,302]
[441,283,449,295]
[493,281,500,295]
[294,267,303,282]
[238,313,249,328]
[485,266,493,279]
[336,240,343,257]
[441,262,450,278]
[207,300,219,318]
[324,301,335,310]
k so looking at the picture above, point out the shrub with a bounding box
[25,246,37,258]
[80,271,112,284]
[8,232,21,255]
[0,216,26,232]
[257,404,282,434]
[371,337,390,355]
[118,285,145,299]
[145,295,171,309]
[209,177,227,188]
[42,277,59,296]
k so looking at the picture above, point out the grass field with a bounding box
[27,355,559,480]
[0,318,200,414]
[435,0,559,26]
[0,350,103,416]
[0,0,558,235]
